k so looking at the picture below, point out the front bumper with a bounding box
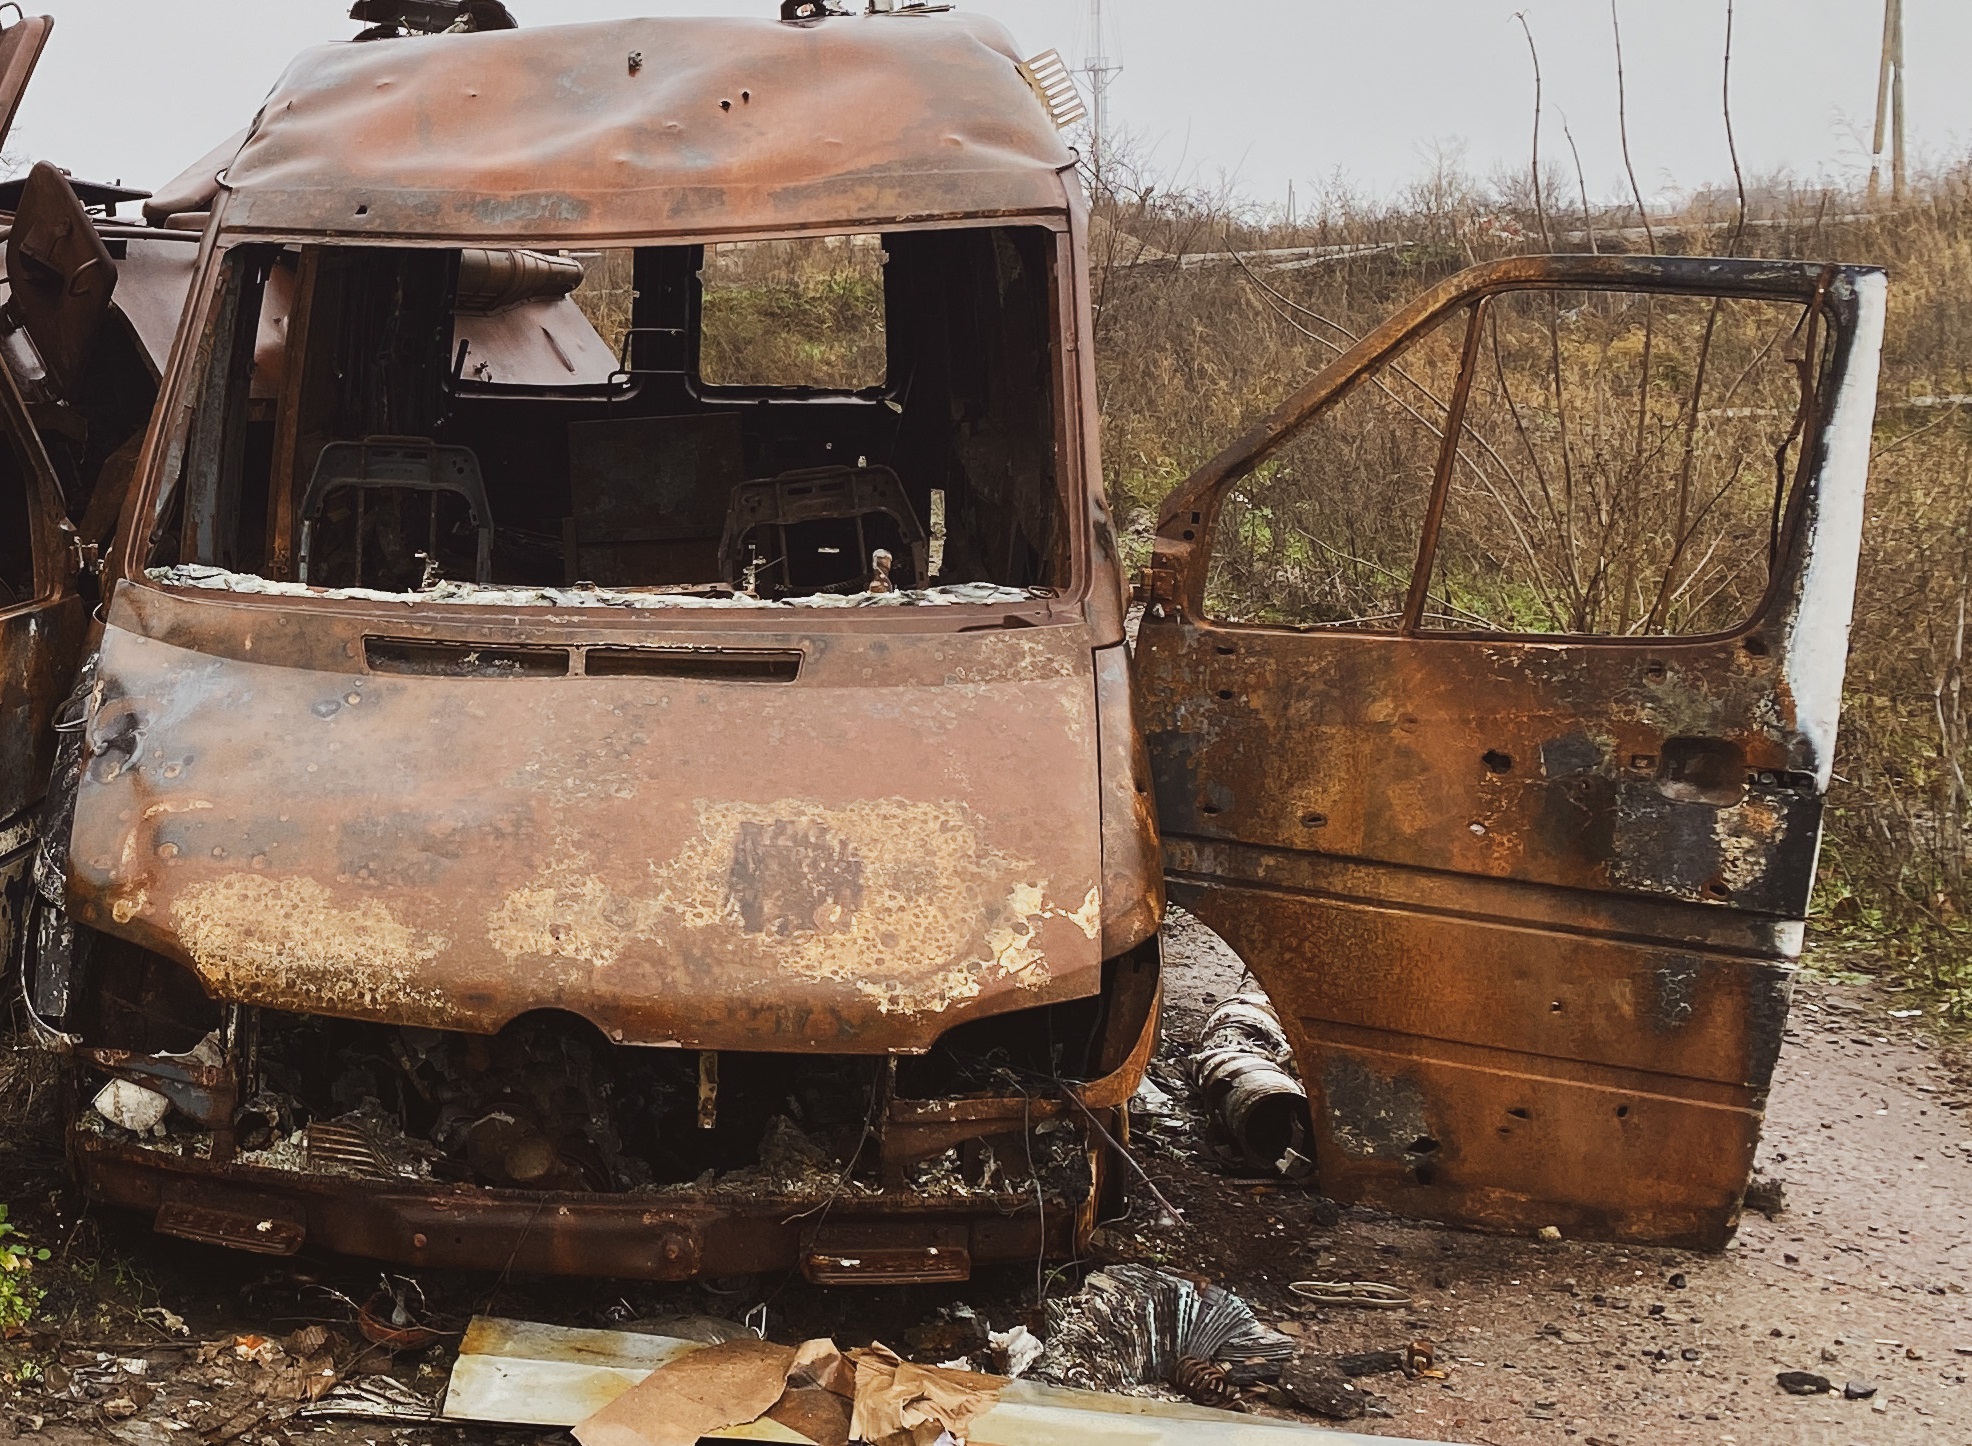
[70,955,1160,1285]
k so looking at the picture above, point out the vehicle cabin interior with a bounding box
[149,227,1071,604]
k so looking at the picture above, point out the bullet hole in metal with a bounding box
[1508,1107,1530,1120]
[1483,750,1514,774]
[1645,661,1667,683]
[1616,1105,1631,1119]
[1742,634,1769,657]
[1300,812,1328,828]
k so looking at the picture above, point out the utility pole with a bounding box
[1080,0,1122,190]
[1869,0,1906,204]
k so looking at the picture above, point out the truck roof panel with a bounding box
[219,13,1077,243]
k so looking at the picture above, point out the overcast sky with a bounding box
[13,1,1969,208]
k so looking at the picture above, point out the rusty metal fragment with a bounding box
[1189,994,1312,1177]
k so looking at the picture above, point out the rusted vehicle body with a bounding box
[15,6,1159,1285]
[3,4,1885,1275]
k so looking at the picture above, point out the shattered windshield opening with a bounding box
[145,228,1069,608]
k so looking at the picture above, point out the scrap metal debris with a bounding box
[442,1315,1449,1444]
[297,1375,437,1423]
[1287,1280,1412,1310]
[146,564,1047,611]
[356,1277,448,1352]
[1187,994,1314,1178]
[1037,1264,1298,1400]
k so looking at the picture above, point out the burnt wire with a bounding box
[990,1057,1185,1226]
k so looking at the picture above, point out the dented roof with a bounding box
[219,13,1078,243]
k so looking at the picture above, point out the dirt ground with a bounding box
[0,911,1963,1446]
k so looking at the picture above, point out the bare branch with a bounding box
[1514,12,1553,250]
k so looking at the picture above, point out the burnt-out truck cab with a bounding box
[6,4,1887,1276]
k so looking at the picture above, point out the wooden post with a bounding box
[1870,0,1894,201]
[1869,0,1906,205]
[1891,0,1907,204]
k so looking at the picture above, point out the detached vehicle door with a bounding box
[1,13,90,965]
[0,303,89,976]
[1134,256,1885,1248]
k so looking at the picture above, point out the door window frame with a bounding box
[1146,255,1861,648]
[0,347,71,614]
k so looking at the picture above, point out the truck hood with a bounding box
[64,583,1105,1053]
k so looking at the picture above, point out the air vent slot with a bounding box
[1019,50,1087,131]
[585,648,803,683]
[364,638,571,678]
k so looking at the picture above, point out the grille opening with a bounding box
[364,637,571,678]
[585,647,802,682]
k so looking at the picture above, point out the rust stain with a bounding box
[173,875,451,1016]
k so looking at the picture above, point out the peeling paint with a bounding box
[487,797,1070,1016]
[173,875,450,1017]
[1715,803,1778,895]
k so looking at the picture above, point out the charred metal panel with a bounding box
[0,306,88,976]
[0,15,52,159]
[0,596,83,840]
[79,1135,1097,1284]
[104,233,201,379]
[1136,257,1886,1249]
[1094,642,1161,958]
[1142,633,1827,915]
[63,583,1106,1053]
[218,16,1074,245]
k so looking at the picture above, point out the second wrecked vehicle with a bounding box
[4,3,1886,1277]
